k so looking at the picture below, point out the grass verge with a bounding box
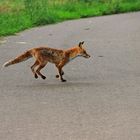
[0,0,140,36]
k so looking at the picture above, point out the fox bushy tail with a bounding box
[3,50,32,67]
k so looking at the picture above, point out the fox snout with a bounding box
[86,54,90,58]
[82,52,90,58]
[84,54,90,58]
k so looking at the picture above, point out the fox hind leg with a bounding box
[31,60,39,79]
[36,63,47,80]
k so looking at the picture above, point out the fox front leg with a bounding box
[56,67,66,82]
[55,63,66,82]
[56,70,64,78]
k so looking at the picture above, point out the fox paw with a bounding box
[41,75,46,80]
[61,79,67,82]
[35,74,38,79]
[56,74,64,78]
[56,75,59,78]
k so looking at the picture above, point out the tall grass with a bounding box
[0,0,140,36]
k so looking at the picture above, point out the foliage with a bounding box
[0,0,140,36]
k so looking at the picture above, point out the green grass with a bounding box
[0,0,140,36]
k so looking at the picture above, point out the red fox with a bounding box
[3,41,90,82]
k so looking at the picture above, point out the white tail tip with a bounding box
[2,62,10,68]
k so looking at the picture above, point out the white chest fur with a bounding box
[68,55,81,63]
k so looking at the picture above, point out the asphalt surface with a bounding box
[0,12,140,140]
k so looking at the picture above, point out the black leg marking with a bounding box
[35,73,38,79]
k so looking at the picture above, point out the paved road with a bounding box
[0,12,140,140]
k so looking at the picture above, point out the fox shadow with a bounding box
[16,80,94,90]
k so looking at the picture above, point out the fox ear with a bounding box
[79,41,84,47]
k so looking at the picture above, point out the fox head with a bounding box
[78,41,90,58]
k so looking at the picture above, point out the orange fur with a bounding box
[3,41,90,82]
